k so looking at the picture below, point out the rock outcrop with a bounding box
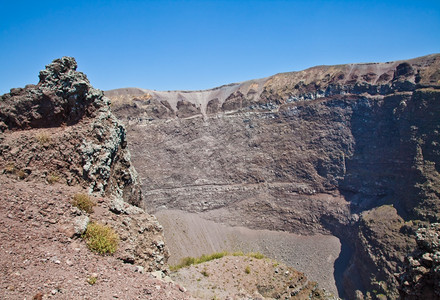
[0,57,141,206]
[344,205,416,298]
[0,57,168,274]
[107,54,440,299]
[399,223,440,299]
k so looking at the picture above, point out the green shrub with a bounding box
[245,265,251,274]
[83,222,119,255]
[72,193,96,213]
[87,276,97,285]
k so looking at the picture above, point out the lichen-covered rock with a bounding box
[109,196,144,215]
[73,215,89,235]
[0,56,142,207]
[0,57,106,130]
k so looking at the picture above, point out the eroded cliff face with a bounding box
[107,54,440,299]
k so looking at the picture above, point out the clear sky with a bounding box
[1,0,439,94]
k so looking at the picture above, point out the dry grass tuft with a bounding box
[4,163,16,174]
[47,173,60,184]
[16,170,26,180]
[170,251,266,271]
[72,193,96,214]
[36,132,52,145]
[83,222,119,255]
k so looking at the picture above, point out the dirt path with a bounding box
[156,209,341,296]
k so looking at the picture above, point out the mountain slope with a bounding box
[0,56,333,300]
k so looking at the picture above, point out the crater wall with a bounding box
[107,54,440,298]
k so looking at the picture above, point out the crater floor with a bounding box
[156,209,341,295]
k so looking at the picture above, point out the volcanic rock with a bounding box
[399,223,440,299]
[106,54,440,299]
[0,56,141,206]
[0,57,184,299]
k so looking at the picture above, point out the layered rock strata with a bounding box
[107,54,440,298]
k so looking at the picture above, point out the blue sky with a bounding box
[1,0,439,94]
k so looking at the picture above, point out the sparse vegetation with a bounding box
[72,193,96,214]
[170,252,228,271]
[4,163,16,174]
[232,251,244,256]
[248,252,265,259]
[174,256,196,270]
[83,222,119,255]
[201,269,209,277]
[87,276,97,285]
[47,173,60,184]
[232,251,265,259]
[16,169,26,180]
[36,132,52,145]
[201,252,229,261]
[170,251,266,271]
[3,163,27,179]
[245,265,251,274]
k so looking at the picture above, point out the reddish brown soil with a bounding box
[0,175,192,299]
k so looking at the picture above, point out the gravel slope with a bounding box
[0,176,191,300]
[156,209,341,296]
